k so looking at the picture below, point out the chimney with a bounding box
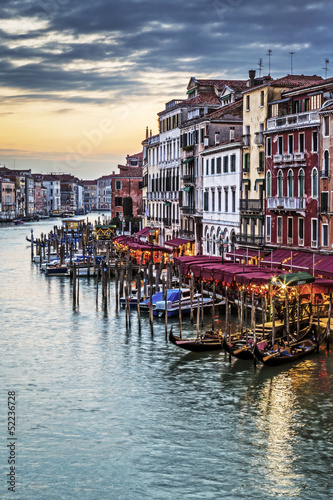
[248,69,256,87]
[146,126,149,140]
[150,129,152,138]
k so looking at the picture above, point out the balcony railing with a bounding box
[254,132,264,145]
[236,234,264,247]
[267,111,320,130]
[239,199,263,212]
[181,206,196,214]
[266,197,305,211]
[182,174,195,184]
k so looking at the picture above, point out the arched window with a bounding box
[266,171,271,197]
[287,170,294,198]
[278,170,283,197]
[324,150,329,177]
[206,234,210,254]
[298,169,305,197]
[213,234,216,255]
[312,168,318,198]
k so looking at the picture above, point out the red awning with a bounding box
[235,268,287,286]
[164,238,193,247]
[261,249,295,267]
[313,255,333,278]
[135,227,151,237]
[312,277,333,293]
[175,256,223,275]
[226,248,268,260]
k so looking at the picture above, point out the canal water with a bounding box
[1,218,333,500]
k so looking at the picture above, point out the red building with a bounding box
[110,167,143,219]
[265,82,323,250]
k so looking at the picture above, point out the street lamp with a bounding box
[121,216,125,235]
[217,232,228,265]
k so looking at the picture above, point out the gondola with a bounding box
[169,328,223,352]
[222,331,267,360]
[253,326,322,366]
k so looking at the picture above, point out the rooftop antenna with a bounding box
[289,52,295,75]
[258,58,264,77]
[267,49,272,75]
[323,58,329,78]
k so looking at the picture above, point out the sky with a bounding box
[0,0,332,180]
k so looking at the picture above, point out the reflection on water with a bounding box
[1,218,333,499]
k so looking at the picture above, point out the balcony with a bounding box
[254,132,264,146]
[273,154,283,163]
[239,199,263,213]
[266,111,320,131]
[243,134,251,147]
[283,153,294,162]
[266,197,305,211]
[236,234,264,247]
[182,174,195,184]
[181,206,196,214]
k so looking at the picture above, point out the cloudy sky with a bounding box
[0,0,332,179]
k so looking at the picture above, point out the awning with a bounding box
[281,251,316,272]
[312,277,333,293]
[241,179,251,190]
[226,248,268,260]
[182,157,194,164]
[183,186,191,192]
[174,255,222,275]
[254,179,265,191]
[313,255,333,278]
[261,248,295,267]
[135,227,150,237]
[268,272,315,287]
[165,238,193,248]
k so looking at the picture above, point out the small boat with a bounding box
[223,329,271,360]
[44,264,69,276]
[253,327,321,366]
[120,287,145,308]
[14,219,24,225]
[154,288,216,317]
[140,289,180,313]
[169,328,223,352]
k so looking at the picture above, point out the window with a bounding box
[299,133,305,153]
[230,154,236,172]
[259,151,265,173]
[287,170,294,198]
[216,157,221,174]
[312,218,318,247]
[324,115,330,136]
[298,218,304,244]
[321,191,329,213]
[324,151,329,177]
[231,188,236,213]
[298,169,305,197]
[266,137,272,157]
[244,153,250,173]
[288,135,294,154]
[218,190,221,212]
[312,168,318,198]
[323,224,329,247]
[224,188,228,212]
[204,191,209,211]
[312,131,318,152]
[206,160,209,176]
[200,128,204,143]
[116,180,121,190]
[288,217,293,241]
[260,90,265,107]
[278,170,283,197]
[211,190,215,211]
[278,136,283,155]
[266,171,271,198]
[223,156,228,173]
[266,216,271,242]
[246,95,250,110]
[211,158,215,175]
[277,217,283,242]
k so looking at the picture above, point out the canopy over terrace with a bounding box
[135,227,151,238]
[174,255,222,275]
[226,248,270,263]
[268,272,315,287]
[164,238,193,248]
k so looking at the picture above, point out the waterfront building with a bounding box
[81,180,97,213]
[33,175,48,215]
[0,177,16,219]
[179,77,247,254]
[41,175,61,215]
[265,76,325,250]
[200,101,243,256]
[318,79,333,251]
[241,72,323,250]
[110,167,143,220]
[97,174,112,211]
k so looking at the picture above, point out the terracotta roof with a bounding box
[243,74,324,94]
[320,102,333,112]
[185,91,221,106]
[195,79,247,92]
[207,99,243,119]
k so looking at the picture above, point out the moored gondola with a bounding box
[253,326,323,366]
[169,328,223,352]
[223,331,268,360]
